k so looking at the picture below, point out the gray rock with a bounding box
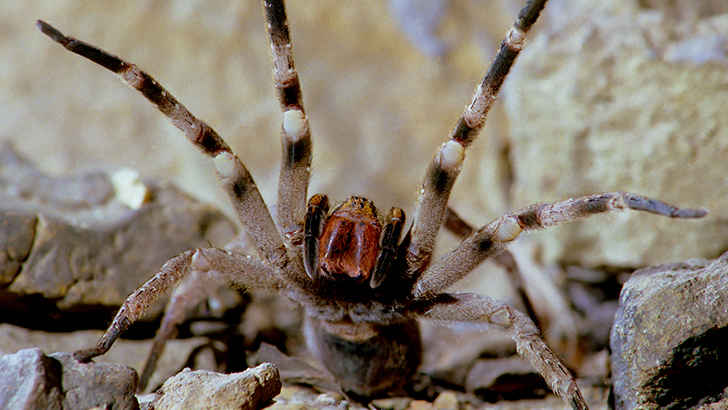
[0,211,35,287]
[144,364,281,410]
[0,348,63,410]
[51,351,139,410]
[610,254,728,409]
[465,356,544,398]
[0,323,214,395]
[0,347,138,410]
[0,144,236,316]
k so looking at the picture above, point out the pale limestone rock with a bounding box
[147,364,281,410]
[503,4,728,267]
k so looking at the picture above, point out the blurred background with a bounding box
[4,0,727,267]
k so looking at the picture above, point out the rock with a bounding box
[0,323,214,394]
[145,364,281,410]
[431,390,458,409]
[0,347,138,410]
[0,348,63,410]
[419,321,515,387]
[465,356,547,401]
[0,144,237,321]
[503,2,728,267]
[270,385,355,409]
[0,211,35,287]
[610,253,728,409]
[51,351,139,409]
[370,396,412,410]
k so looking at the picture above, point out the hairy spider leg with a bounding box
[72,248,284,363]
[415,192,707,300]
[137,271,215,391]
[405,0,547,279]
[444,207,541,328]
[414,292,587,409]
[36,20,307,289]
[36,14,314,369]
[263,0,314,242]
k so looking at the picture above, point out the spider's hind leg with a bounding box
[414,293,588,409]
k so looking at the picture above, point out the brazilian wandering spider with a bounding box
[36,0,708,408]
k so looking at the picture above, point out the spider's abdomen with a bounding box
[318,196,381,281]
[304,316,422,397]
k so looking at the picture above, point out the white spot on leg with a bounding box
[494,216,522,242]
[283,109,307,142]
[438,140,465,171]
[213,152,236,178]
[506,26,526,49]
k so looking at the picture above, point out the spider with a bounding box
[36,0,707,408]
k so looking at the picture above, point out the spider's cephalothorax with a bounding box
[310,196,382,282]
[305,195,406,289]
[39,0,707,408]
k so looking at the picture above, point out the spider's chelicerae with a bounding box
[37,0,706,408]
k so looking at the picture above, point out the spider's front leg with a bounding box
[405,0,547,278]
[36,20,307,288]
[414,192,707,299]
[413,293,587,409]
[263,0,314,242]
[74,248,283,363]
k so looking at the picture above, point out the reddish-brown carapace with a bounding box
[318,197,382,281]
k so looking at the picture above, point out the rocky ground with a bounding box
[2,1,728,408]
